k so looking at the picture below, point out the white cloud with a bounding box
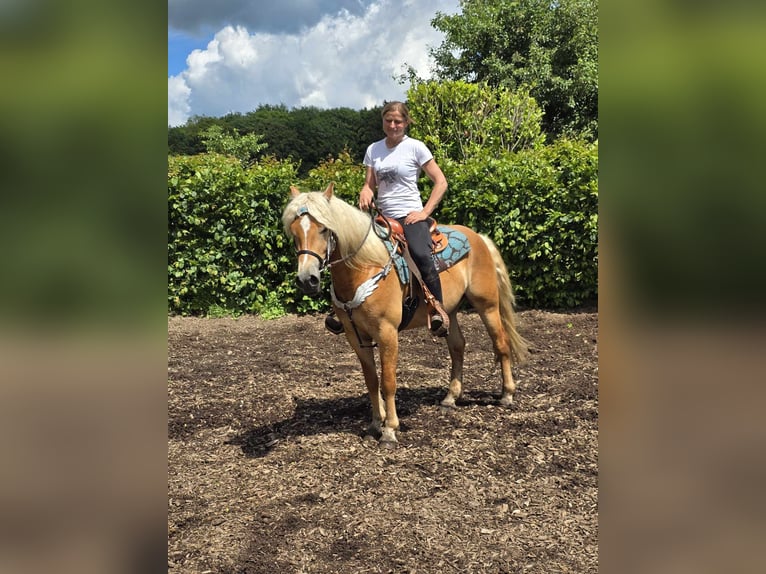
[167,76,192,127]
[168,0,459,126]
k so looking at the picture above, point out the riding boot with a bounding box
[325,311,344,334]
[423,273,449,337]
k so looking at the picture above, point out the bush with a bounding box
[439,139,598,308]
[168,153,300,315]
[300,149,366,204]
[168,140,597,316]
[407,80,546,161]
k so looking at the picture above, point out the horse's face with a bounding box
[288,210,334,295]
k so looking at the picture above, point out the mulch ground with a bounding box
[168,308,598,573]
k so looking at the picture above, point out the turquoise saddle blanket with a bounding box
[381,225,471,285]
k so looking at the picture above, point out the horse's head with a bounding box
[283,182,391,295]
[284,183,337,295]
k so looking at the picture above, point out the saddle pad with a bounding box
[382,225,471,285]
[432,225,471,273]
[380,235,410,285]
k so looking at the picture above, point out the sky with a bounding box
[168,0,461,127]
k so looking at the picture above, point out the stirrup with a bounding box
[428,305,449,337]
[325,313,344,335]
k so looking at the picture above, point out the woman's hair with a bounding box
[381,101,411,123]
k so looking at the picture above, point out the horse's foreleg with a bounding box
[348,336,385,437]
[441,313,465,409]
[377,327,400,448]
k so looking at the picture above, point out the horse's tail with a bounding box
[479,234,530,364]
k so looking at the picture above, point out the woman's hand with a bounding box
[404,210,428,225]
[359,187,375,210]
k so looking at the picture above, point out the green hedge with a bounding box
[168,153,302,316]
[300,149,366,203]
[168,140,597,316]
[438,139,598,308]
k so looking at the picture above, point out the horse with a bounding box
[282,183,529,448]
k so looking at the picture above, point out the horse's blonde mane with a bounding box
[282,191,390,269]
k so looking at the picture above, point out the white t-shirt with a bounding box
[363,135,434,219]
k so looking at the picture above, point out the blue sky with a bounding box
[168,0,460,126]
[168,30,210,77]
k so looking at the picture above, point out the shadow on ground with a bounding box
[226,386,451,457]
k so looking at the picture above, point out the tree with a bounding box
[199,125,268,167]
[430,0,598,139]
[167,124,204,156]
[169,105,386,175]
[407,79,546,162]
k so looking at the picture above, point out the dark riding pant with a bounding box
[399,218,443,303]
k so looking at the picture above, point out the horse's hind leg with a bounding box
[441,312,465,409]
[477,306,517,406]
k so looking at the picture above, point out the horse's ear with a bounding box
[323,182,335,200]
[289,185,301,198]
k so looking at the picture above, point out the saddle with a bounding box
[374,214,450,333]
[374,215,448,255]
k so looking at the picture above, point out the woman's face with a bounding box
[382,111,408,142]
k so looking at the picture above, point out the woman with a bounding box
[326,101,450,336]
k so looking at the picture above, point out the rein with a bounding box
[326,208,376,269]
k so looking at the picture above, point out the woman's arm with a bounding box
[404,159,448,224]
[359,166,377,210]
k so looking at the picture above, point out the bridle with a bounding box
[294,207,337,269]
[293,205,376,271]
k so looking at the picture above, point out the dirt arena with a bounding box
[168,308,598,573]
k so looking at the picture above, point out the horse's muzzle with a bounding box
[296,271,321,295]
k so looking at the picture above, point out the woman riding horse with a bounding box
[283,183,529,449]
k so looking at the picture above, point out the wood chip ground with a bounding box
[168,309,598,573]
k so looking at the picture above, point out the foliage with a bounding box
[430,0,598,140]
[169,105,384,175]
[167,124,203,156]
[300,148,366,204]
[407,80,546,161]
[199,125,269,167]
[168,153,301,316]
[438,138,599,308]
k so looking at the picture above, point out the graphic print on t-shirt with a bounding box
[377,166,397,185]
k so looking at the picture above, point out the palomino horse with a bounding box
[282,183,529,448]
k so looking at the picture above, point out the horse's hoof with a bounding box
[440,404,456,415]
[498,395,514,407]
[362,433,378,444]
[363,425,382,440]
[440,396,457,410]
[378,426,398,449]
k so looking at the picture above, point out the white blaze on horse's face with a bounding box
[290,212,328,295]
[298,215,312,262]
